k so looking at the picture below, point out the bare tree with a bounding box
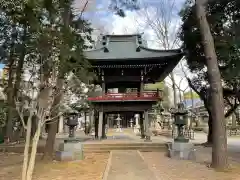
[14,60,85,180]
[196,0,228,169]
[13,60,59,180]
[135,0,183,107]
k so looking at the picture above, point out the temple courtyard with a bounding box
[0,129,240,180]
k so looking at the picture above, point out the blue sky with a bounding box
[0,64,5,69]
[79,0,186,45]
[80,0,186,25]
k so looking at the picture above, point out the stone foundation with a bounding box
[167,142,196,160]
[55,142,84,161]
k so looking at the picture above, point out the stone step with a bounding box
[83,143,167,152]
[83,145,166,149]
[0,143,167,153]
[83,143,165,147]
[83,147,166,153]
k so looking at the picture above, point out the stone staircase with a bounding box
[83,142,167,153]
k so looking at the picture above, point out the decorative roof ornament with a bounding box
[102,35,109,53]
[135,34,142,52]
[136,46,141,52]
[137,34,142,44]
[104,47,109,53]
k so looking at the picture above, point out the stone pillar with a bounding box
[58,116,64,133]
[98,111,103,139]
[135,114,139,126]
[144,110,151,141]
[140,112,145,139]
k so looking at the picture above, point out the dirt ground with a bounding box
[141,147,240,180]
[0,152,109,180]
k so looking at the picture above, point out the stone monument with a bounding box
[55,112,84,161]
[168,103,196,160]
[134,114,141,135]
[129,118,133,128]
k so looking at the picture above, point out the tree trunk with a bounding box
[13,28,27,99]
[26,120,41,180]
[170,73,177,107]
[22,114,32,180]
[196,0,228,170]
[5,26,17,142]
[232,112,237,128]
[6,67,15,142]
[31,116,37,138]
[42,78,64,160]
[207,113,213,144]
[179,89,182,102]
[43,1,71,161]
[6,26,27,142]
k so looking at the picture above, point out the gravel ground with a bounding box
[0,152,109,180]
[141,148,240,180]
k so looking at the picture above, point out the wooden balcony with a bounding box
[88,91,162,102]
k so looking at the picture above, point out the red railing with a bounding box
[88,91,162,101]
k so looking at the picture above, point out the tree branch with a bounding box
[80,0,89,19]
[224,97,239,118]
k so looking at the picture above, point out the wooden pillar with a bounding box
[89,109,94,127]
[102,113,107,139]
[144,110,151,141]
[102,82,105,95]
[101,69,105,95]
[94,111,99,139]
[84,111,87,134]
[140,70,144,95]
[98,111,103,139]
[107,114,110,126]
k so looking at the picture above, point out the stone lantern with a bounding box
[115,114,122,132]
[65,112,79,142]
[172,103,189,143]
[56,112,84,161]
[167,103,196,160]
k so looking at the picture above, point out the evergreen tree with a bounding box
[180,0,240,145]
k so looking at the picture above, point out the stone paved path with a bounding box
[106,150,157,180]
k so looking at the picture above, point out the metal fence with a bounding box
[228,128,240,136]
[172,128,195,140]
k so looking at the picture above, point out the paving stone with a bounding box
[106,150,157,180]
